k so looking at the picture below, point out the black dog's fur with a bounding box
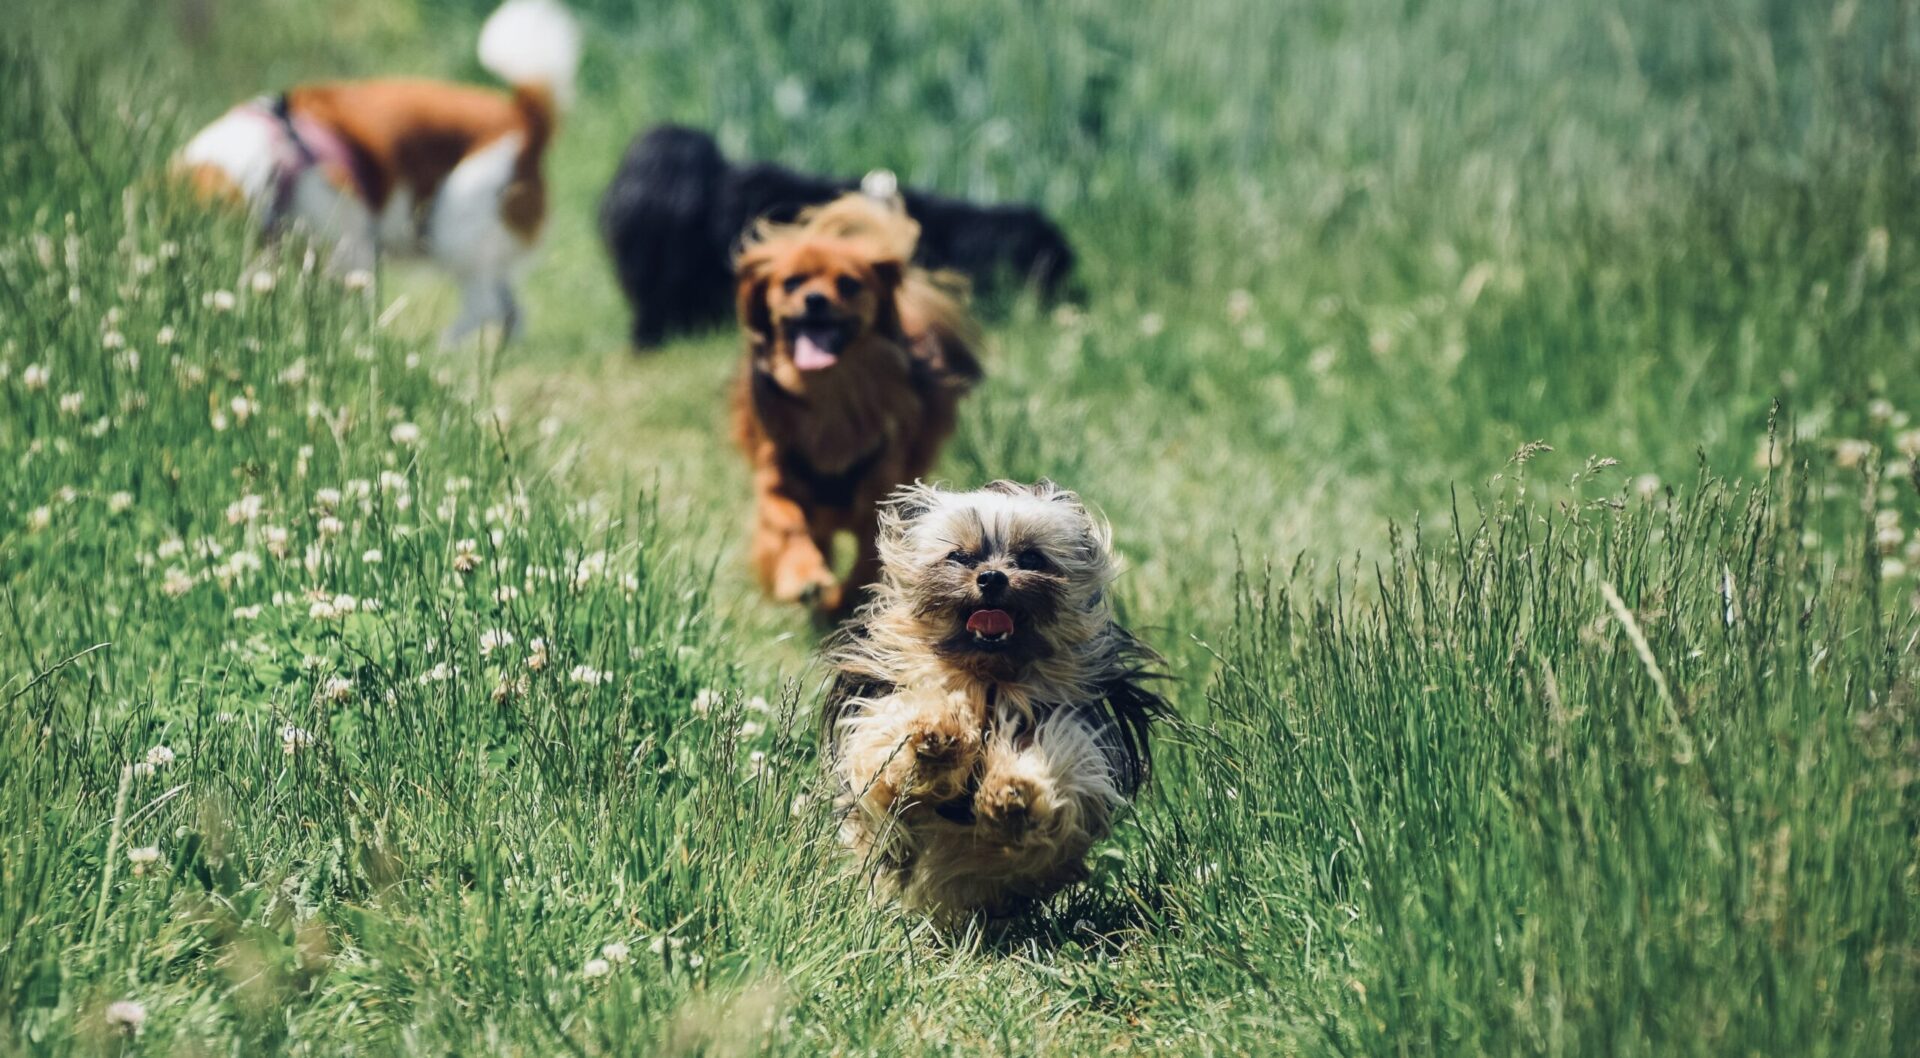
[599,125,1076,349]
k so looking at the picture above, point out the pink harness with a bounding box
[235,95,372,229]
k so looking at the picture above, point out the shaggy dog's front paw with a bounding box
[975,773,1047,841]
[902,721,980,802]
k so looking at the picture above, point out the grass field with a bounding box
[3,0,1919,1053]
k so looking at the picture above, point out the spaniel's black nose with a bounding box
[804,292,830,314]
[976,569,1009,595]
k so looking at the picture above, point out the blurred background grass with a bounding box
[4,0,1918,1053]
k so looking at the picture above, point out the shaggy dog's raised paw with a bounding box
[903,721,980,802]
[975,773,1047,841]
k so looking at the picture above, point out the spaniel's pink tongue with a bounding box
[966,609,1014,636]
[793,333,839,371]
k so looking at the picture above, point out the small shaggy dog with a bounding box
[174,0,579,344]
[599,125,1076,348]
[824,481,1167,919]
[732,194,982,615]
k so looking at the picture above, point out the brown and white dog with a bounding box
[731,193,983,616]
[174,0,579,344]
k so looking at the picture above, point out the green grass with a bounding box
[3,0,1919,1053]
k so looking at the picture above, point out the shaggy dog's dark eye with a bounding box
[836,275,863,298]
[1014,548,1050,571]
[782,274,807,293]
[946,549,977,566]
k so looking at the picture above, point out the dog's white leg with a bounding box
[287,169,378,275]
[429,134,534,346]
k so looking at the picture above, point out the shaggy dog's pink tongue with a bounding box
[966,609,1015,637]
[793,333,839,371]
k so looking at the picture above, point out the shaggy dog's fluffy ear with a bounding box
[878,481,938,534]
[734,244,776,352]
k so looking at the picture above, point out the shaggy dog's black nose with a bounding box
[805,292,830,313]
[976,569,1008,595]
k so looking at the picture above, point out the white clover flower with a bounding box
[320,677,353,703]
[581,957,612,980]
[362,548,383,565]
[316,515,345,537]
[1226,288,1255,323]
[145,745,175,767]
[332,594,358,614]
[263,525,291,558]
[207,290,237,312]
[130,761,156,779]
[233,604,264,620]
[104,999,147,1036]
[526,638,549,671]
[229,396,256,425]
[314,487,343,509]
[57,391,83,415]
[479,629,515,657]
[343,270,373,292]
[390,422,420,446]
[1883,558,1909,579]
[225,493,264,524]
[156,538,185,560]
[452,539,482,573]
[249,270,276,295]
[344,479,372,502]
[279,359,308,385]
[209,409,229,432]
[27,506,51,532]
[772,75,807,118]
[1868,398,1895,425]
[620,573,640,594]
[419,662,455,685]
[21,363,49,391]
[1834,440,1873,469]
[737,720,766,738]
[127,845,161,868]
[281,725,314,754]
[155,325,176,346]
[107,491,134,515]
[1138,312,1165,337]
[495,585,521,603]
[1896,429,1920,460]
[378,471,408,493]
[568,665,610,686]
[685,953,704,969]
[601,941,631,964]
[745,695,771,714]
[161,568,193,598]
[691,689,720,715]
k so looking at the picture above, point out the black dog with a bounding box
[599,125,1076,349]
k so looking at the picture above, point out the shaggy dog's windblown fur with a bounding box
[600,124,1077,348]
[732,194,982,616]
[824,481,1167,919]
[174,0,579,344]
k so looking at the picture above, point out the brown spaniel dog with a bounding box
[731,194,982,616]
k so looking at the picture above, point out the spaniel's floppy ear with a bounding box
[870,257,906,336]
[734,244,776,351]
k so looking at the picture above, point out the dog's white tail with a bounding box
[478,0,581,108]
